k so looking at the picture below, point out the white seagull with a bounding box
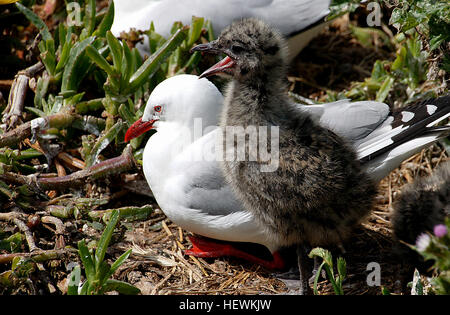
[111,0,332,60]
[125,74,450,269]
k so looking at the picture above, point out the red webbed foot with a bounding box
[185,235,285,270]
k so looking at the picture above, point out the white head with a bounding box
[125,74,223,141]
[143,74,223,126]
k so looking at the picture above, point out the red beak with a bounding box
[191,42,236,78]
[124,118,157,142]
[199,56,235,78]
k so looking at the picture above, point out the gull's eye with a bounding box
[154,105,162,112]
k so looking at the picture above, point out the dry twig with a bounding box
[2,62,44,130]
[0,145,136,191]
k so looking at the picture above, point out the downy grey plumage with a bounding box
[392,161,449,253]
[192,18,377,294]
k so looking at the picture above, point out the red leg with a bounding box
[184,235,285,270]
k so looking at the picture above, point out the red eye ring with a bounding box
[154,106,162,112]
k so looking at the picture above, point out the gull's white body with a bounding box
[144,127,275,249]
[141,75,450,254]
[111,0,331,59]
[142,75,275,250]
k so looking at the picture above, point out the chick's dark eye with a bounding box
[154,106,162,112]
[231,45,245,53]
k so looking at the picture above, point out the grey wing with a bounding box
[183,161,246,216]
[297,99,390,143]
[171,129,246,217]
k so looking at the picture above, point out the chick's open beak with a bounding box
[191,42,236,78]
[124,118,157,142]
[199,56,236,78]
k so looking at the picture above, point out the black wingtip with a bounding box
[359,94,450,163]
[390,94,450,129]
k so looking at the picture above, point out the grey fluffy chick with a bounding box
[392,161,450,253]
[192,18,377,294]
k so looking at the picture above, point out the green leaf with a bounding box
[109,249,132,277]
[178,51,202,75]
[187,16,205,47]
[86,45,116,77]
[63,92,85,108]
[47,95,63,116]
[61,37,96,93]
[95,260,112,290]
[336,256,347,295]
[390,7,421,31]
[375,76,394,102]
[328,0,361,20]
[204,20,215,42]
[127,27,187,94]
[11,256,21,272]
[77,240,96,283]
[337,257,347,280]
[75,98,104,114]
[107,31,123,71]
[34,75,50,109]
[67,265,81,295]
[429,33,446,51]
[41,38,56,75]
[84,0,96,36]
[58,89,77,99]
[85,119,125,167]
[350,25,373,48]
[102,279,141,295]
[313,261,326,295]
[56,23,64,48]
[55,41,72,73]
[148,27,166,54]
[168,46,181,76]
[11,257,35,277]
[131,47,143,70]
[170,21,183,35]
[309,247,345,295]
[121,40,134,83]
[91,205,154,223]
[79,281,90,295]
[102,95,120,115]
[309,247,333,269]
[15,2,52,42]
[118,102,136,125]
[25,106,46,118]
[95,210,120,270]
[0,232,23,253]
[381,286,391,295]
[322,263,341,295]
[94,0,115,38]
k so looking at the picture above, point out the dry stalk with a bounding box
[0,145,136,191]
[2,62,44,130]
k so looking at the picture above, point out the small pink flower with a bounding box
[433,224,448,238]
[416,233,431,252]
